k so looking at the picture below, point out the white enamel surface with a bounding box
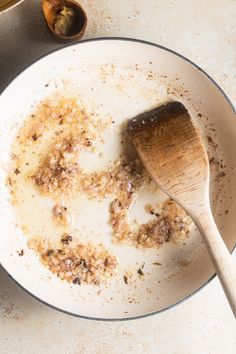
[0,39,236,319]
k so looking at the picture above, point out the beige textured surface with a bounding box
[0,0,236,353]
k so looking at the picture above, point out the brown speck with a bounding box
[137,268,144,276]
[32,133,38,141]
[207,136,213,143]
[45,83,49,87]
[218,171,226,178]
[14,168,20,175]
[46,250,53,257]
[8,177,12,186]
[85,139,92,147]
[72,277,81,285]
[225,210,229,215]
[207,135,218,149]
[153,262,162,266]
[123,275,128,284]
[81,259,87,268]
[61,233,73,245]
[209,157,218,165]
[197,113,202,117]
[18,249,24,257]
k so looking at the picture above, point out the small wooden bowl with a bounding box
[42,0,87,43]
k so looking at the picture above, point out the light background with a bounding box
[0,1,236,353]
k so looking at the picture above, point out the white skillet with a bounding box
[0,38,236,320]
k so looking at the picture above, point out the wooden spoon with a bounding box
[128,101,236,317]
[42,0,87,43]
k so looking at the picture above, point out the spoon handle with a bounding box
[193,206,236,317]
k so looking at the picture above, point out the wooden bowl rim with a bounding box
[42,0,87,40]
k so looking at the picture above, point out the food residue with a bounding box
[53,6,76,36]
[8,95,193,286]
[28,237,117,286]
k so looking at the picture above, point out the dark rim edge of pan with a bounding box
[0,37,235,322]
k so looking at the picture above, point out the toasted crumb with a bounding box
[137,268,144,276]
[123,271,135,284]
[52,204,70,226]
[14,168,21,175]
[123,275,128,284]
[34,137,81,194]
[17,249,24,257]
[61,233,73,245]
[29,238,117,286]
